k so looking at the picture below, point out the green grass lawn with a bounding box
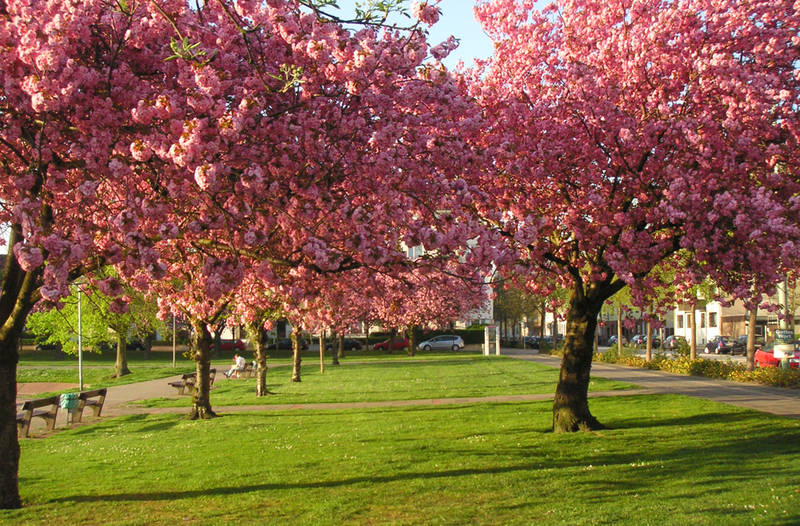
[136,356,633,407]
[5,394,799,525]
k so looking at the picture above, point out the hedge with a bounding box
[595,349,800,389]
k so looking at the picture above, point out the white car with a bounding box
[417,335,465,351]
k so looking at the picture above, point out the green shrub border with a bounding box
[595,350,800,389]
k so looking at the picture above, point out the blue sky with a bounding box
[330,0,495,67]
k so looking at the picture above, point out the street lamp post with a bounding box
[172,315,176,368]
[77,283,83,391]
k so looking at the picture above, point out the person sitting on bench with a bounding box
[225,353,246,378]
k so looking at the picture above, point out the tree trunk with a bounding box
[212,325,222,358]
[645,320,652,362]
[539,302,546,340]
[337,333,344,360]
[114,332,131,378]
[553,287,605,433]
[142,332,153,361]
[188,320,216,419]
[0,244,42,509]
[318,332,325,374]
[0,335,21,509]
[387,329,396,355]
[245,322,271,396]
[291,330,302,382]
[331,331,340,365]
[616,304,623,354]
[407,326,416,357]
[746,306,758,371]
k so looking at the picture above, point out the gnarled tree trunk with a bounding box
[553,286,606,433]
[189,320,216,419]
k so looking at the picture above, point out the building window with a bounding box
[677,314,683,329]
[708,312,717,328]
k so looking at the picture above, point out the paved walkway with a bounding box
[19,349,799,436]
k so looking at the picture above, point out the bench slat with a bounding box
[74,388,107,423]
[16,396,60,438]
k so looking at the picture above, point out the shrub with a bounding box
[597,351,800,389]
[673,339,690,357]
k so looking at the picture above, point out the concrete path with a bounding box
[18,350,799,436]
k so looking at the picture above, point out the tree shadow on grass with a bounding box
[62,413,186,436]
[47,462,553,504]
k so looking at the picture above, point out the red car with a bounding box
[219,339,246,352]
[754,343,799,369]
[373,338,409,351]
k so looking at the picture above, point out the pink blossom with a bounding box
[411,1,441,25]
[12,244,43,271]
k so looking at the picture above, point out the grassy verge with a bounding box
[6,395,799,525]
[136,356,634,407]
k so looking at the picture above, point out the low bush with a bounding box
[596,351,800,389]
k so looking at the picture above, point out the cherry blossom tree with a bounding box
[104,0,496,398]
[473,0,800,432]
[0,0,192,507]
[1,0,493,508]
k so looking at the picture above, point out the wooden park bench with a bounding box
[168,373,195,395]
[168,368,216,395]
[230,361,256,379]
[74,388,107,423]
[16,395,60,438]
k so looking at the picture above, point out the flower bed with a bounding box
[595,349,800,389]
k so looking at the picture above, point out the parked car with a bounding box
[704,335,733,354]
[754,342,800,369]
[34,341,61,352]
[607,335,627,346]
[373,338,409,351]
[218,339,246,352]
[631,334,661,348]
[98,339,145,352]
[662,335,686,351]
[540,335,564,346]
[325,338,362,351]
[417,335,465,351]
[500,336,519,347]
[731,335,765,355]
[523,335,540,348]
[270,338,309,350]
